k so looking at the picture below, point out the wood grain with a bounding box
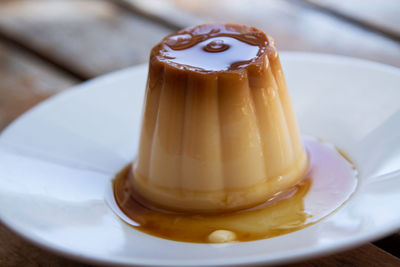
[0,41,77,132]
[126,0,400,67]
[0,0,171,79]
[305,0,400,40]
[373,232,400,258]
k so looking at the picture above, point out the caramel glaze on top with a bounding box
[151,24,278,73]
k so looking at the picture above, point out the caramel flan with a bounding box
[130,24,308,212]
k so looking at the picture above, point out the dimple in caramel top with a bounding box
[151,24,275,73]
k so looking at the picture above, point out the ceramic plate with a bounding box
[0,52,399,266]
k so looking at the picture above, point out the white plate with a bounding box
[0,52,399,266]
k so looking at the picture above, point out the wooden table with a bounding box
[0,1,399,266]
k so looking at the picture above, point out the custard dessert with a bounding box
[130,24,308,213]
[111,24,358,243]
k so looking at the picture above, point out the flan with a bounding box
[130,24,308,213]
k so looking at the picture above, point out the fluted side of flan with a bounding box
[132,46,308,212]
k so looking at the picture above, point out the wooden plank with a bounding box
[0,0,172,79]
[373,232,400,258]
[125,0,400,67]
[305,0,400,40]
[114,0,200,30]
[0,40,77,132]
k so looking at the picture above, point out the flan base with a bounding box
[131,150,308,213]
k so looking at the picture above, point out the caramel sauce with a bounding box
[153,24,270,72]
[111,137,358,243]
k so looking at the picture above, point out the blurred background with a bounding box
[0,0,399,266]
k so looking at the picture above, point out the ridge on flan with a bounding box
[131,24,308,212]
